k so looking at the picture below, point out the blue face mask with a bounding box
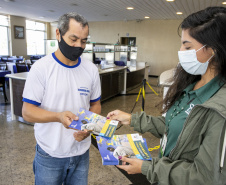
[58,33,84,61]
[178,45,214,75]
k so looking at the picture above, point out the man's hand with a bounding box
[57,111,78,128]
[73,130,90,142]
[116,157,143,174]
[107,110,131,125]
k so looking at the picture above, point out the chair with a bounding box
[16,63,28,73]
[31,60,37,64]
[0,62,7,71]
[1,57,8,62]
[30,55,40,64]
[158,68,175,98]
[27,63,32,71]
[158,68,175,117]
[0,77,8,102]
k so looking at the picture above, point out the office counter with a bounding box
[5,72,28,121]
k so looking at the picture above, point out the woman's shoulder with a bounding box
[204,84,226,118]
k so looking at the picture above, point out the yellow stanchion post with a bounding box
[141,79,146,111]
[130,87,142,113]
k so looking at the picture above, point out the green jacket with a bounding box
[131,84,226,185]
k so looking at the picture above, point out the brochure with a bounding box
[96,134,152,165]
[69,108,118,139]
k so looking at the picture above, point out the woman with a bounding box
[107,7,226,185]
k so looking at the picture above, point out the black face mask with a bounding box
[58,34,84,61]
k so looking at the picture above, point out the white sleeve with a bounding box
[22,65,45,106]
[90,68,101,102]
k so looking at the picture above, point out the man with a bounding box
[22,13,101,185]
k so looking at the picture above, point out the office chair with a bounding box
[27,63,32,71]
[16,63,28,73]
[0,77,8,102]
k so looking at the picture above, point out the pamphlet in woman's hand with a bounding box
[96,134,152,165]
[69,108,118,139]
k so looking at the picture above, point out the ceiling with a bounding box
[0,0,225,23]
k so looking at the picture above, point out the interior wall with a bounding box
[50,24,57,40]
[88,20,182,76]
[10,15,27,58]
[46,22,51,40]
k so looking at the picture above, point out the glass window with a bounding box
[26,20,35,30]
[26,20,46,55]
[0,15,9,56]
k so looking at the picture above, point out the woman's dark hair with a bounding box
[162,6,226,113]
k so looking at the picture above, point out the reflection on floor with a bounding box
[0,77,163,185]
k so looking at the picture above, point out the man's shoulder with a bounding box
[80,57,95,66]
[34,54,53,64]
[80,57,98,73]
[31,54,54,69]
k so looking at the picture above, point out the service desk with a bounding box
[127,64,149,91]
[6,72,28,120]
[99,66,127,101]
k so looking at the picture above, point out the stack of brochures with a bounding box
[69,108,119,139]
[69,109,152,165]
[96,134,152,165]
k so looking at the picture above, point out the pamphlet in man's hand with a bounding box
[96,134,152,165]
[69,108,118,139]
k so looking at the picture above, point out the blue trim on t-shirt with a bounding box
[22,98,41,106]
[52,53,81,68]
[90,96,101,102]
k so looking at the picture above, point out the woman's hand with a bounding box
[117,156,143,174]
[107,110,131,125]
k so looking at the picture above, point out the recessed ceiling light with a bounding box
[127,7,134,10]
[4,0,15,2]
[71,3,78,6]
[39,16,44,19]
[0,6,2,9]
[222,2,226,4]
[166,0,174,1]
[176,12,183,15]
[144,16,150,19]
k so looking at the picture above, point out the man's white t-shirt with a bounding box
[22,53,101,158]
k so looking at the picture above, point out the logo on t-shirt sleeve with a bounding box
[78,87,90,96]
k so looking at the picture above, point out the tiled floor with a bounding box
[0,77,163,185]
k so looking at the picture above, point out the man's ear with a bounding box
[56,28,61,42]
